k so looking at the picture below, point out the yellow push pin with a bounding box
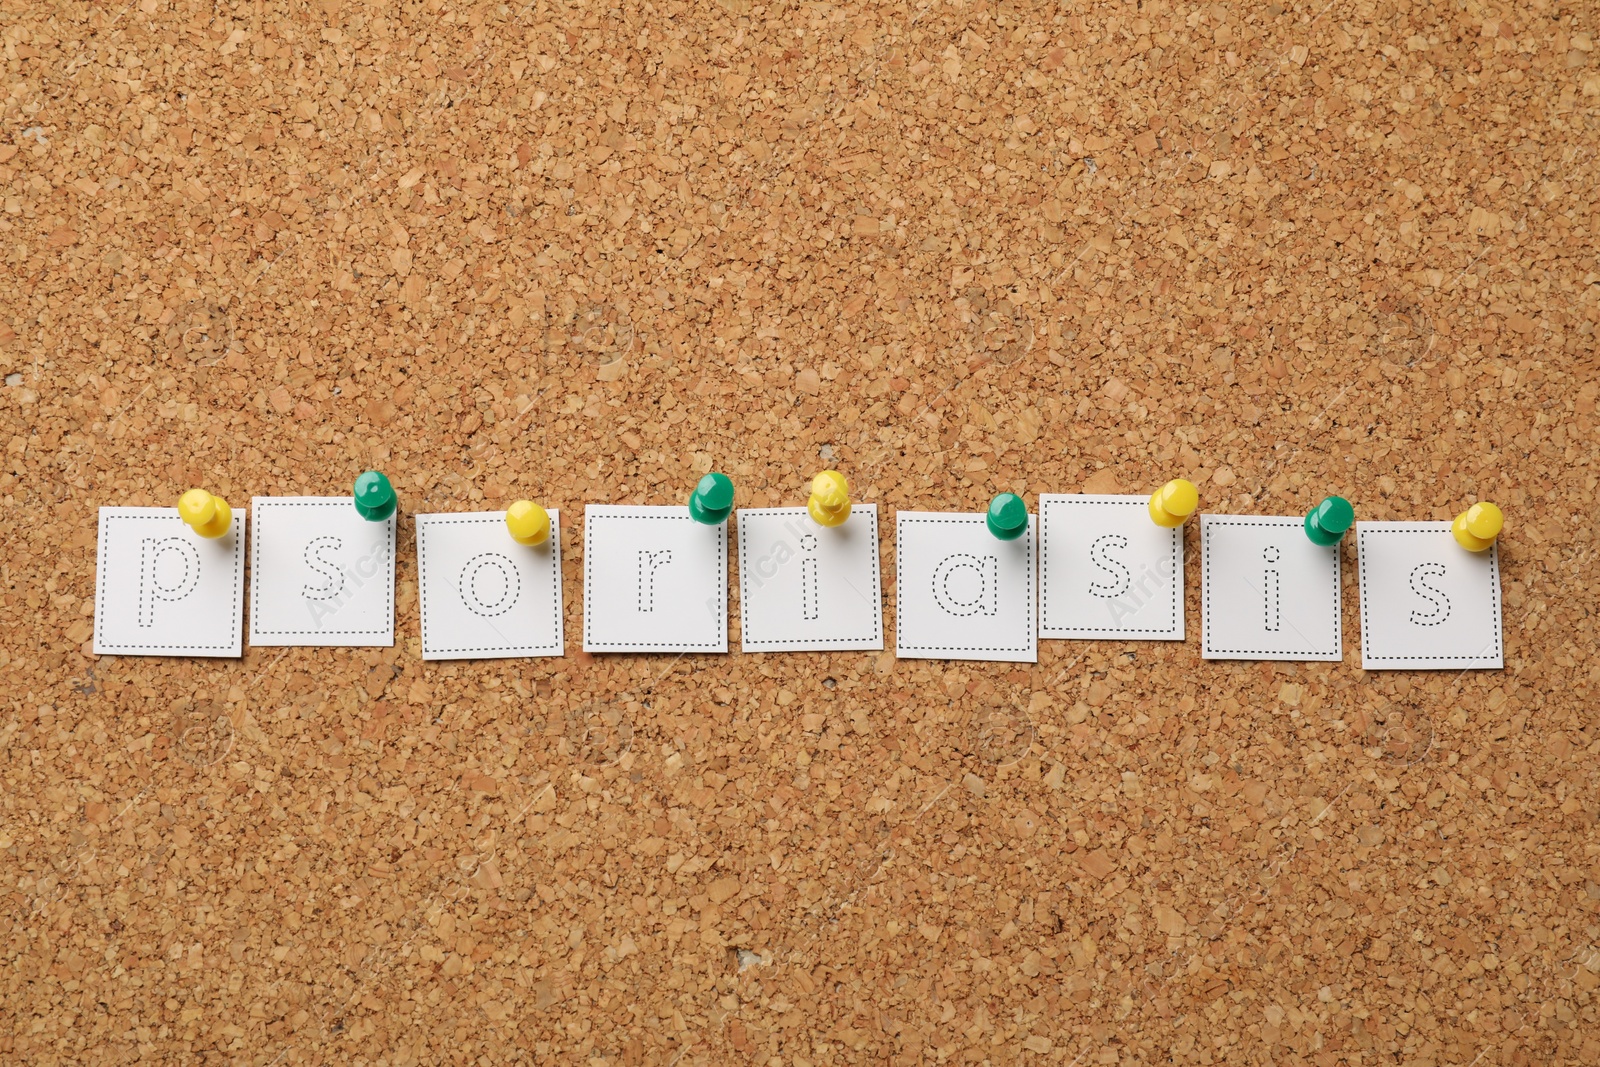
[1148,478,1199,528]
[1451,501,1503,552]
[505,500,551,546]
[178,488,232,538]
[808,470,851,527]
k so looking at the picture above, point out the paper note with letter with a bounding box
[249,497,395,647]
[94,506,246,657]
[583,505,727,653]
[1356,522,1502,670]
[416,510,563,660]
[895,511,1036,663]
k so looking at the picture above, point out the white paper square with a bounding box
[1039,494,1183,640]
[583,505,727,653]
[895,512,1037,663]
[1356,522,1502,670]
[415,511,564,660]
[737,506,882,651]
[93,507,246,656]
[1201,515,1342,661]
[249,497,396,647]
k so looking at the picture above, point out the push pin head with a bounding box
[1303,495,1354,546]
[178,488,232,538]
[688,472,734,525]
[986,492,1028,541]
[353,470,397,522]
[1452,501,1503,552]
[807,470,850,527]
[505,500,551,546]
[1148,478,1199,528]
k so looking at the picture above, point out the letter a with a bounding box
[932,553,998,617]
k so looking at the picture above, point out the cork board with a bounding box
[4,1,1597,1063]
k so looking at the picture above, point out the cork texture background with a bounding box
[3,0,1598,1063]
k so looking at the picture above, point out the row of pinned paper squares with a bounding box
[93,495,1502,669]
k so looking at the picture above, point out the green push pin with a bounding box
[687,472,734,525]
[1303,495,1353,546]
[353,470,397,521]
[987,492,1028,541]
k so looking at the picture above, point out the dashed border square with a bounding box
[416,512,564,659]
[894,512,1036,659]
[1357,522,1502,668]
[1039,494,1183,639]
[94,507,245,656]
[737,505,883,651]
[582,506,727,652]
[1201,514,1342,661]
[249,497,396,644]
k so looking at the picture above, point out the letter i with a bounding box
[800,534,819,621]
[1263,546,1281,632]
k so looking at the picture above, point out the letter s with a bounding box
[1408,562,1450,626]
[1088,534,1131,599]
[303,536,345,601]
